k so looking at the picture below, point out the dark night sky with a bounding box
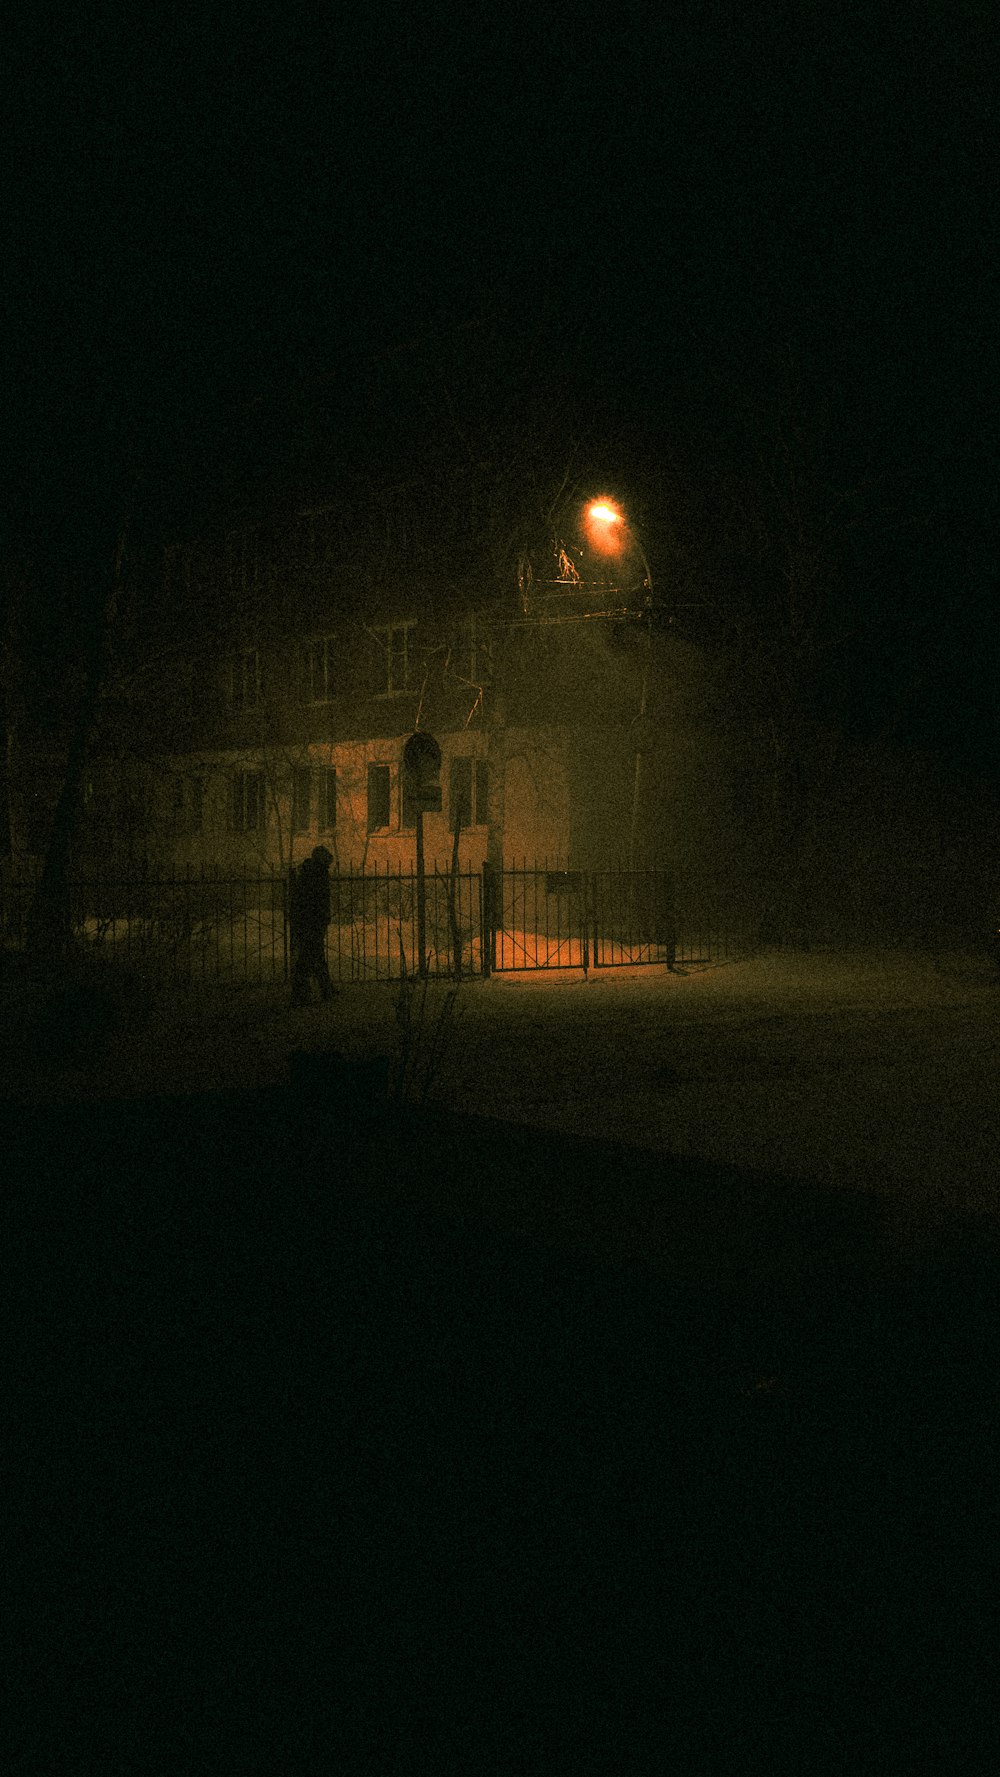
[6,1,998,771]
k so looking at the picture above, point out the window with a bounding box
[367,763,391,833]
[227,529,259,600]
[230,770,265,832]
[449,757,489,831]
[298,506,344,570]
[172,658,196,721]
[112,780,147,851]
[164,544,192,603]
[372,621,415,695]
[190,775,205,834]
[303,635,338,704]
[450,615,493,713]
[291,767,312,834]
[454,612,483,683]
[168,775,186,831]
[320,768,337,832]
[229,648,261,713]
[168,773,206,834]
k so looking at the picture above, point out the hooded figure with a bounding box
[290,846,335,1005]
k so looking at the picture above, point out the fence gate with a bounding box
[486,865,591,971]
[484,864,680,972]
[590,867,677,968]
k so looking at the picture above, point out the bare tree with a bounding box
[27,526,129,957]
[0,554,32,865]
[650,379,897,936]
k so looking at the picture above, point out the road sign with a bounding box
[403,731,442,782]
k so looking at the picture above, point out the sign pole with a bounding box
[402,731,441,982]
[416,805,427,978]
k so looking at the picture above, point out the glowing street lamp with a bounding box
[583,498,653,598]
[584,499,625,556]
[581,497,655,870]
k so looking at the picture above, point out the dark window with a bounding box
[303,635,337,703]
[453,611,484,684]
[367,763,391,833]
[227,530,259,600]
[229,648,261,713]
[291,767,312,833]
[168,773,205,835]
[371,621,415,694]
[174,661,196,721]
[388,627,407,692]
[230,771,265,832]
[450,757,488,831]
[164,545,192,603]
[168,776,186,831]
[320,768,337,832]
[190,775,205,834]
[299,506,344,570]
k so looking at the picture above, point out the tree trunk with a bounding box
[447,806,463,979]
[0,558,31,865]
[27,528,127,958]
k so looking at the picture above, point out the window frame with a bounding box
[319,767,337,834]
[189,774,205,834]
[371,620,416,697]
[457,611,483,684]
[302,633,338,705]
[449,756,488,832]
[291,765,312,834]
[230,769,266,833]
[298,504,343,572]
[226,528,260,602]
[228,647,261,714]
[168,771,207,835]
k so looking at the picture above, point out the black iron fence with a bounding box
[1,860,751,987]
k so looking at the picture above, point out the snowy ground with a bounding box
[7,945,997,1231]
[9,949,999,1769]
[430,949,1000,1226]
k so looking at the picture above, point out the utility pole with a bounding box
[629,604,654,872]
[402,730,442,977]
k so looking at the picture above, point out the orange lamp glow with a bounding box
[585,498,625,554]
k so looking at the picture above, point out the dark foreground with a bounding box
[6,1067,999,1774]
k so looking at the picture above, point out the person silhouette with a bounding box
[289,845,335,1005]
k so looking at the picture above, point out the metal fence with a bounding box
[1,860,751,987]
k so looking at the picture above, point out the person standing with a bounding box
[290,845,335,1005]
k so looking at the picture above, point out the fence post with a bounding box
[481,860,494,977]
[663,868,677,970]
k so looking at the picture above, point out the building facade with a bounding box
[80,496,725,882]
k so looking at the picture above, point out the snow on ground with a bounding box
[431,949,1000,1221]
[6,946,997,1227]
